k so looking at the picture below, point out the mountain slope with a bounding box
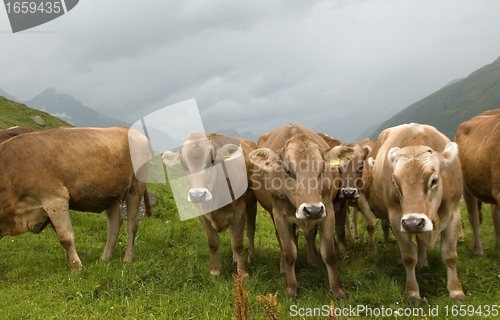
[0,95,72,130]
[24,88,130,128]
[370,56,500,140]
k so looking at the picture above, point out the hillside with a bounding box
[0,95,72,130]
[25,88,130,128]
[370,56,500,140]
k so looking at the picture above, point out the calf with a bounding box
[327,141,376,254]
[455,108,500,255]
[0,127,151,270]
[162,133,257,277]
[367,123,464,301]
[250,124,346,298]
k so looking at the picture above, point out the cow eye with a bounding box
[430,176,439,189]
[284,168,294,178]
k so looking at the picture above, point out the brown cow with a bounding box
[0,127,151,270]
[327,140,377,254]
[367,123,464,301]
[249,124,346,298]
[455,109,500,255]
[162,133,257,277]
[0,126,34,143]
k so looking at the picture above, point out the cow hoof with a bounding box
[210,269,220,276]
[285,287,298,298]
[331,288,347,300]
[69,260,83,271]
[407,291,421,301]
[472,246,484,256]
[416,259,429,270]
[450,290,465,301]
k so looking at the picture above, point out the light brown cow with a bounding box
[455,108,500,255]
[0,126,34,143]
[162,133,257,277]
[0,127,151,270]
[249,124,346,298]
[327,140,377,254]
[367,123,464,301]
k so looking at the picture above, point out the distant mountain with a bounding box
[0,88,18,101]
[23,88,130,128]
[314,110,390,143]
[370,56,500,140]
[0,95,71,130]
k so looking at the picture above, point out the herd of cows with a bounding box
[0,108,498,302]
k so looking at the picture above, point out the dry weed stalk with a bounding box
[256,292,281,320]
[233,266,250,320]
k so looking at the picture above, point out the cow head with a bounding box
[162,133,241,203]
[250,134,340,220]
[387,142,458,233]
[329,144,371,200]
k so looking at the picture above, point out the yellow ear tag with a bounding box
[223,154,231,159]
[330,158,340,166]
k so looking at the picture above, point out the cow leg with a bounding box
[358,193,376,251]
[304,225,317,269]
[321,203,347,299]
[230,203,248,277]
[390,215,420,300]
[123,188,142,263]
[441,206,465,301]
[491,204,500,252]
[463,188,483,255]
[246,200,257,262]
[44,198,82,270]
[273,212,298,297]
[334,200,348,255]
[416,237,428,269]
[351,207,359,239]
[381,219,391,243]
[199,216,221,276]
[101,201,123,261]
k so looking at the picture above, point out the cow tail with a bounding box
[144,187,153,217]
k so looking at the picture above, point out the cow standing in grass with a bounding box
[0,127,151,270]
[249,124,346,298]
[367,123,464,301]
[162,133,257,277]
[328,141,376,254]
[455,109,500,255]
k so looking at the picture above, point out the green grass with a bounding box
[0,96,71,130]
[1,182,499,319]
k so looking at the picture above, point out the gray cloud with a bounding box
[1,0,500,140]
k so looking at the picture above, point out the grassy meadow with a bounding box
[0,181,499,320]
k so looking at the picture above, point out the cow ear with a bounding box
[249,148,280,172]
[217,144,242,160]
[360,145,372,160]
[387,147,400,167]
[440,142,458,168]
[323,145,344,166]
[367,157,375,170]
[162,150,181,167]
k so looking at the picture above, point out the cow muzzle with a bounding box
[400,213,433,233]
[339,187,359,199]
[296,202,326,220]
[187,188,213,203]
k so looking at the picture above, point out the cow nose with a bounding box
[188,188,209,203]
[303,204,325,219]
[401,216,426,233]
[341,188,359,199]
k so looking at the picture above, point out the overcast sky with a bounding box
[1,0,500,139]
